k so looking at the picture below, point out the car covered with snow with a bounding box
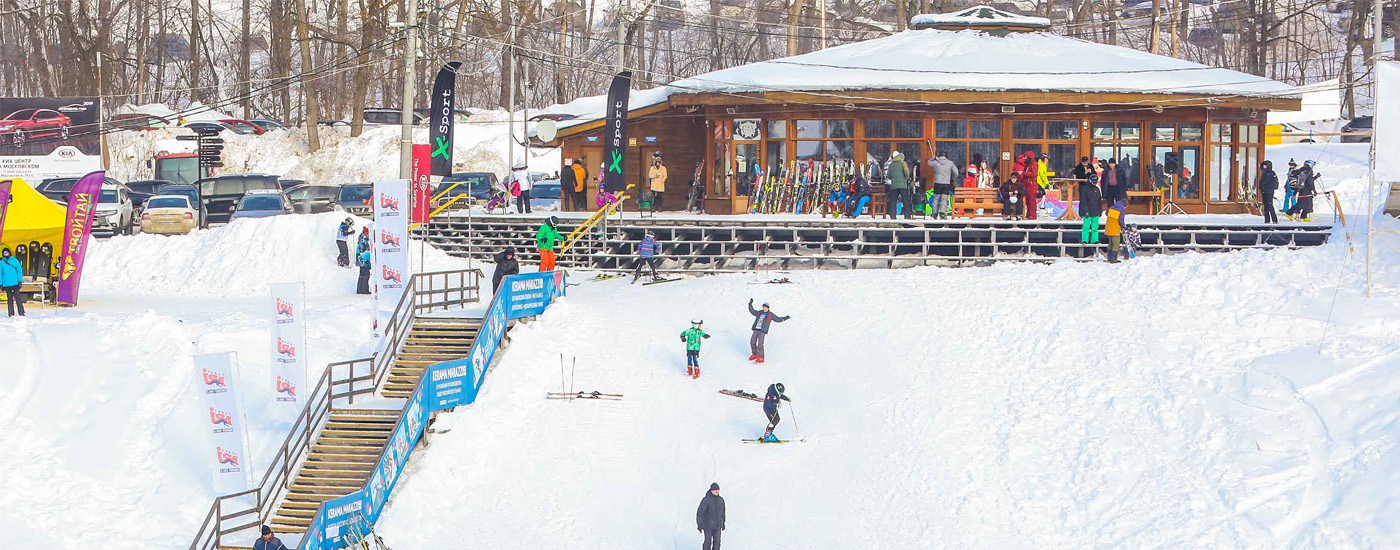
[230,189,293,221]
[139,195,199,235]
[93,184,136,235]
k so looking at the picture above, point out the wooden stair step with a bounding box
[289,484,360,494]
[318,436,391,445]
[270,516,313,526]
[295,469,370,478]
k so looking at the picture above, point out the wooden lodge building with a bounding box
[536,6,1300,215]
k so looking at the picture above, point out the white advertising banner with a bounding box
[269,282,306,416]
[194,352,251,494]
[1374,62,1400,185]
[371,179,410,354]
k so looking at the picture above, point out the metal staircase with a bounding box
[382,318,481,399]
[266,409,398,534]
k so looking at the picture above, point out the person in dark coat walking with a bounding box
[746,299,789,363]
[1258,160,1279,224]
[492,247,520,292]
[696,483,726,550]
[253,525,288,550]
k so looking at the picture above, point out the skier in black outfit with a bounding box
[746,299,789,363]
[491,247,520,292]
[335,217,355,267]
[1284,160,1317,221]
[1258,160,1279,224]
[696,482,726,550]
[253,525,288,550]
[762,382,791,441]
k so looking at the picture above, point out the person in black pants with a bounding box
[746,299,790,363]
[1258,160,1279,224]
[696,483,725,550]
[1,247,25,317]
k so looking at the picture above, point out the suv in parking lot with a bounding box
[336,183,374,216]
[94,184,136,235]
[434,172,499,208]
[195,174,282,226]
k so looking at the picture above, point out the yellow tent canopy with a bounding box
[1,178,66,254]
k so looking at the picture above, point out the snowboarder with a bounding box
[696,482,726,550]
[356,225,370,265]
[680,318,710,378]
[632,231,661,283]
[356,248,372,295]
[1079,175,1104,244]
[761,382,791,442]
[1258,160,1279,224]
[508,163,533,214]
[928,151,959,219]
[1284,160,1317,221]
[491,247,520,292]
[253,525,288,550]
[335,217,354,267]
[1,248,24,317]
[648,153,668,210]
[536,216,562,272]
[746,299,789,363]
[1105,200,1126,263]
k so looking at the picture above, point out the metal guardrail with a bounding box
[187,269,482,550]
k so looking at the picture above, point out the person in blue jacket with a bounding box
[762,382,791,442]
[632,231,661,283]
[1,247,25,317]
[253,525,288,550]
[746,298,789,363]
[356,248,372,295]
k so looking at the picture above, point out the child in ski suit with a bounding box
[1125,224,1141,259]
[535,216,562,272]
[632,232,661,283]
[335,217,355,267]
[762,382,791,442]
[680,319,710,379]
[747,299,789,363]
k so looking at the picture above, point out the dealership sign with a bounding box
[0,97,103,181]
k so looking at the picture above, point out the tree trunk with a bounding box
[350,0,374,136]
[189,0,201,103]
[787,0,802,56]
[296,0,321,151]
[1149,0,1161,54]
[241,0,251,117]
[710,0,721,69]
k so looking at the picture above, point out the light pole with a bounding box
[398,0,418,179]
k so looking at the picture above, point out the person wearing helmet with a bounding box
[535,216,562,271]
[491,247,520,292]
[762,382,792,442]
[1284,160,1317,221]
[632,231,662,283]
[746,298,790,363]
[335,216,355,267]
[679,318,711,379]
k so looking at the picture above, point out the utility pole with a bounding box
[523,57,530,169]
[1366,0,1382,296]
[398,0,418,179]
[820,0,827,48]
[616,0,627,72]
[97,54,108,169]
[507,17,517,170]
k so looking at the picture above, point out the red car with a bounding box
[0,108,72,146]
[219,118,267,135]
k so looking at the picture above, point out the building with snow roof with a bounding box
[540,5,1300,215]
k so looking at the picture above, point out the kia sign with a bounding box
[0,97,102,181]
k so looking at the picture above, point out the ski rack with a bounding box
[186,269,483,550]
[419,214,1333,273]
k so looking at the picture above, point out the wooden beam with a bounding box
[667,90,1300,111]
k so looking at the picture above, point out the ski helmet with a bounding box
[547,215,559,226]
[692,318,703,325]
[762,302,770,308]
[774,383,785,394]
[1304,160,1316,167]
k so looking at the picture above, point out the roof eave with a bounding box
[666,90,1301,111]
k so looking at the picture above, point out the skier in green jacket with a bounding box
[680,318,711,379]
[535,216,562,271]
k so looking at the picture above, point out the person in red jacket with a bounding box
[1016,152,1041,220]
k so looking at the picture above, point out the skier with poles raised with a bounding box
[761,382,792,442]
[680,318,711,379]
[746,299,789,363]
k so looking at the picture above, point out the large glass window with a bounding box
[936,120,966,139]
[1209,123,1233,202]
[1150,123,1203,200]
[792,119,856,162]
[1013,121,1044,140]
[767,120,787,139]
[1092,122,1144,190]
[931,119,999,182]
[1013,120,1078,177]
[895,120,922,139]
[865,120,893,139]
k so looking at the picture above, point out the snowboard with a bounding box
[546,391,623,400]
[719,389,763,402]
[641,277,684,286]
[742,438,805,444]
[38,242,54,280]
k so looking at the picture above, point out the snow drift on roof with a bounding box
[536,86,676,131]
[909,5,1050,29]
[668,28,1298,99]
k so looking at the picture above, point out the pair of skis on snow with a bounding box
[591,272,684,285]
[546,390,623,401]
[719,389,805,444]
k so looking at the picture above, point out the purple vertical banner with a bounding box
[56,171,104,305]
[0,180,12,245]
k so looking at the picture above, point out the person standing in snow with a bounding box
[928,150,959,219]
[1,248,25,317]
[884,151,911,219]
[1016,152,1041,220]
[356,226,370,264]
[1284,160,1317,221]
[508,163,533,214]
[1105,200,1126,263]
[761,382,792,441]
[535,216,562,271]
[335,217,354,267]
[356,247,372,295]
[1258,160,1279,224]
[696,482,726,550]
[746,299,789,363]
[1103,158,1127,206]
[680,318,710,379]
[491,247,519,292]
[1283,159,1300,213]
[632,231,662,283]
[253,525,288,550]
[571,159,589,212]
[1079,174,1104,245]
[1125,223,1142,259]
[648,153,668,210]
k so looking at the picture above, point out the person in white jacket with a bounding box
[508,163,533,213]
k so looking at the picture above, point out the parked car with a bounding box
[230,189,294,220]
[156,183,203,226]
[1340,116,1372,143]
[36,176,123,206]
[248,118,288,131]
[320,109,426,127]
[94,184,136,235]
[336,183,374,216]
[277,178,307,190]
[110,113,170,131]
[195,174,283,226]
[530,180,561,210]
[139,195,199,235]
[0,108,72,146]
[219,119,267,135]
[287,183,342,214]
[182,121,234,135]
[434,172,498,208]
[124,179,172,208]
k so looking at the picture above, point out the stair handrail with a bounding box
[187,268,482,550]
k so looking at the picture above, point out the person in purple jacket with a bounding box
[631,231,662,283]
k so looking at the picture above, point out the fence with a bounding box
[301,269,566,550]
[186,269,482,550]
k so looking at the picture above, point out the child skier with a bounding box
[680,319,711,379]
[761,382,792,442]
[1283,159,1299,212]
[1125,223,1141,259]
[746,298,790,363]
[335,217,355,267]
[632,231,661,283]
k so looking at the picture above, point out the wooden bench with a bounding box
[951,187,1003,217]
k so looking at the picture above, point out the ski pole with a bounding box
[788,400,800,435]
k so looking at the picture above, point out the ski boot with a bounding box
[755,357,765,364]
[692,368,700,380]
[762,431,779,443]
[748,355,758,361]
[687,366,695,377]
